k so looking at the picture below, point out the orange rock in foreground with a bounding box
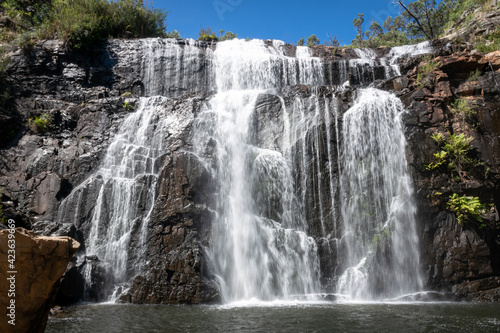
[0,227,80,333]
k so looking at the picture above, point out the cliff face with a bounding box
[0,38,499,304]
[400,47,500,300]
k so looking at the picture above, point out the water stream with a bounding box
[56,38,433,303]
[336,88,424,300]
[194,39,324,302]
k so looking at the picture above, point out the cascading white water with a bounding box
[56,95,171,300]
[57,39,213,300]
[194,39,325,302]
[336,88,424,300]
[140,38,214,97]
[83,97,169,290]
[348,41,433,81]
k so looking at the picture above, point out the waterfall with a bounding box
[347,41,432,84]
[54,38,430,303]
[83,96,169,294]
[336,88,424,300]
[194,39,324,302]
[125,38,214,97]
[57,38,215,300]
[56,96,170,300]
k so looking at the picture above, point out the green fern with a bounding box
[447,193,488,228]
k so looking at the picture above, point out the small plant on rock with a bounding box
[467,68,482,82]
[29,113,53,133]
[0,203,5,225]
[450,97,478,127]
[415,55,440,88]
[450,98,476,117]
[425,132,484,180]
[447,193,489,228]
[474,28,500,53]
[122,101,134,111]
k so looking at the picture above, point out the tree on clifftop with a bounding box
[352,13,365,47]
[393,0,460,40]
[306,34,320,47]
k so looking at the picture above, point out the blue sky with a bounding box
[154,0,402,45]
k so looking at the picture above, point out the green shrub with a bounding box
[447,0,489,27]
[0,202,5,225]
[416,56,440,87]
[450,97,476,118]
[306,34,320,47]
[474,27,500,53]
[198,26,218,42]
[29,113,53,133]
[0,204,5,225]
[198,34,218,42]
[41,0,168,49]
[1,0,170,49]
[296,38,304,46]
[447,193,489,227]
[165,30,180,39]
[426,132,481,175]
[0,0,40,43]
[219,30,237,41]
[17,33,35,54]
[476,41,497,53]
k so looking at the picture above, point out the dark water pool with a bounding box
[45,301,500,333]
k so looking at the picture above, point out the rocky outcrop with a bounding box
[118,95,220,304]
[0,228,80,333]
[399,47,500,301]
[444,4,500,41]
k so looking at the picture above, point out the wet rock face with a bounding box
[0,228,80,333]
[124,103,221,304]
[402,48,500,301]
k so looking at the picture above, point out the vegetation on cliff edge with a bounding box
[350,0,497,48]
[0,0,170,49]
